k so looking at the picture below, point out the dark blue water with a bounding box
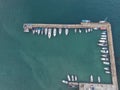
[0,0,120,90]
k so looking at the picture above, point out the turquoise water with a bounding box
[0,0,120,90]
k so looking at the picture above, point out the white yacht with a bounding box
[99,40,107,43]
[62,80,68,84]
[41,30,44,35]
[32,30,35,34]
[59,28,62,35]
[35,29,38,33]
[48,28,51,39]
[74,29,77,33]
[101,50,109,53]
[85,29,88,33]
[101,35,107,38]
[103,62,110,65]
[100,37,107,40]
[37,30,40,35]
[101,58,109,61]
[72,75,74,81]
[94,27,98,30]
[67,75,71,81]
[102,47,108,50]
[98,43,107,46]
[44,28,48,35]
[79,29,81,33]
[101,54,108,57]
[53,28,57,37]
[88,28,91,32]
[75,76,78,81]
[105,71,111,74]
[104,67,109,70]
[90,75,93,82]
[98,76,101,83]
[65,28,69,35]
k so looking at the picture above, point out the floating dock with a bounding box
[23,22,118,90]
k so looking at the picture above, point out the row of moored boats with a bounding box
[98,31,111,74]
[90,75,101,83]
[32,27,98,39]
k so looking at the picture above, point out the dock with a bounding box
[23,22,118,90]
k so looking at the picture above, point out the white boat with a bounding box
[74,29,77,33]
[101,35,107,38]
[32,30,35,34]
[45,28,48,35]
[79,29,81,33]
[62,80,68,84]
[67,75,71,81]
[48,29,51,39]
[101,32,106,35]
[72,75,74,81]
[101,54,108,57]
[35,29,38,33]
[102,47,108,50]
[99,40,107,43]
[41,30,44,35]
[90,29,93,31]
[88,28,91,32]
[94,27,98,30]
[59,28,62,35]
[101,58,109,61]
[65,28,69,35]
[98,76,101,83]
[100,37,107,40]
[101,50,109,53]
[85,29,88,33]
[104,67,109,70]
[98,43,107,46]
[37,30,40,35]
[53,28,57,37]
[75,76,78,81]
[105,71,111,74]
[103,62,110,65]
[90,75,93,82]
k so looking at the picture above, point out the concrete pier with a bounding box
[23,22,118,90]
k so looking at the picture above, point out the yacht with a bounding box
[44,28,48,35]
[101,32,106,35]
[98,76,101,83]
[67,75,71,81]
[59,28,62,35]
[48,28,51,39]
[103,62,110,65]
[94,27,98,30]
[101,58,109,61]
[75,76,78,81]
[101,54,108,57]
[41,30,44,35]
[37,30,40,35]
[101,50,109,53]
[79,29,81,33]
[74,29,77,33]
[99,40,107,43]
[88,28,91,32]
[102,47,108,50]
[101,35,107,38]
[72,75,74,81]
[53,28,57,37]
[105,71,111,74]
[32,30,35,34]
[85,29,88,33]
[35,29,38,33]
[90,75,93,82]
[65,28,69,35]
[100,37,107,40]
[97,43,108,46]
[62,80,68,84]
[104,67,109,70]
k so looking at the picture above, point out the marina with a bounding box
[23,22,118,90]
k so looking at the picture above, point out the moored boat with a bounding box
[62,80,68,84]
[67,75,71,81]
[59,28,62,35]
[48,28,51,39]
[98,76,101,83]
[65,28,69,35]
[103,61,110,65]
[53,28,57,37]
[44,28,48,35]
[90,75,93,82]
